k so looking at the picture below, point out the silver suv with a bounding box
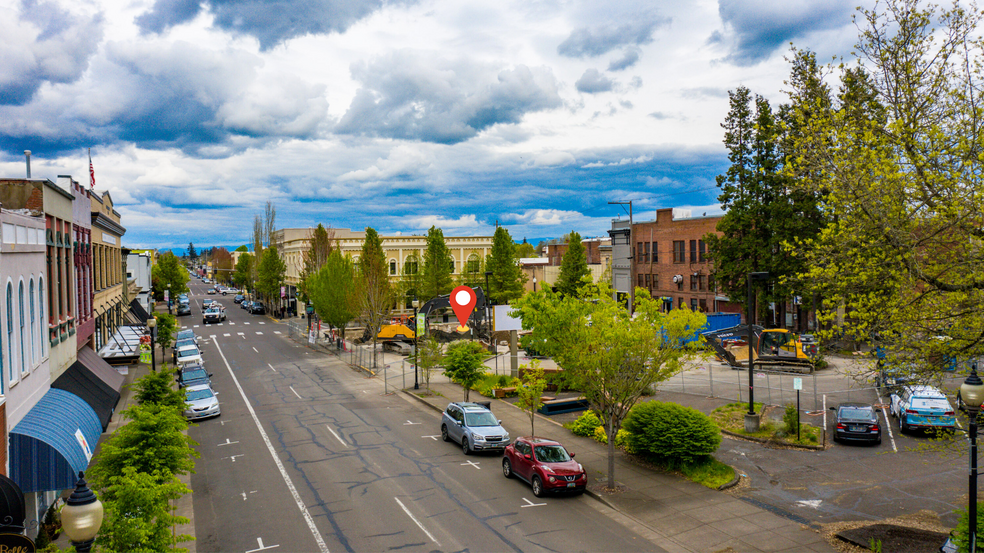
[441,402,510,454]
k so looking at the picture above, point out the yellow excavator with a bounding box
[703,325,816,373]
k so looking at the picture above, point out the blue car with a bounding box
[889,385,956,433]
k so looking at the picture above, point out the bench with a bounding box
[493,387,517,398]
[538,397,589,415]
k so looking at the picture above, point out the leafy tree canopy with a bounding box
[256,246,286,304]
[444,340,487,401]
[486,226,527,304]
[152,252,189,301]
[420,226,454,301]
[307,249,359,338]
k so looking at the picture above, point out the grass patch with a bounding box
[679,458,735,489]
[711,402,822,447]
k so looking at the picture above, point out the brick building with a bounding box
[541,236,608,266]
[631,208,742,314]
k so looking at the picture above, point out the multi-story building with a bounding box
[90,191,127,350]
[541,236,609,266]
[64,177,94,351]
[126,250,154,312]
[273,227,496,313]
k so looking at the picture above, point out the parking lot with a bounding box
[658,355,973,528]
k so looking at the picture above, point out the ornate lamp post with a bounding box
[61,472,103,553]
[147,317,157,373]
[532,276,537,292]
[962,364,984,553]
[166,284,171,315]
[412,298,420,390]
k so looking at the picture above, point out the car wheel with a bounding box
[900,416,909,433]
[502,458,513,479]
[531,476,544,498]
[875,437,882,445]
[441,425,449,442]
[461,436,471,455]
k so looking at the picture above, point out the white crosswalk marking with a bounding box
[256,332,263,335]
[244,322,250,325]
[238,332,245,335]
[259,322,266,324]
[274,331,282,335]
[193,325,200,328]
[224,333,231,337]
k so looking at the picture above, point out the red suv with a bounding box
[502,437,587,497]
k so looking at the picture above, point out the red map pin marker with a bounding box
[450,285,477,333]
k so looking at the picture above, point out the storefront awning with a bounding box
[51,347,123,430]
[9,389,101,493]
[129,298,150,324]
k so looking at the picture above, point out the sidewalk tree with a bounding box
[511,285,707,490]
[444,340,486,401]
[555,232,589,297]
[420,226,453,302]
[486,226,526,304]
[308,249,358,339]
[232,253,254,290]
[418,335,445,391]
[96,467,192,553]
[211,247,234,284]
[256,245,286,306]
[515,360,547,435]
[358,227,393,369]
[787,0,984,369]
[152,313,177,359]
[132,364,185,409]
[299,224,335,299]
[152,252,189,301]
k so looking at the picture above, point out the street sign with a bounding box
[139,343,151,364]
[416,313,425,335]
[164,290,169,302]
[793,377,803,391]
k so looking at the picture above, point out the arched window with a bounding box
[389,260,397,276]
[18,281,25,374]
[403,255,419,275]
[29,279,35,367]
[466,254,481,274]
[38,277,45,357]
[6,283,14,384]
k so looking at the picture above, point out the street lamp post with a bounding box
[962,364,984,553]
[412,298,420,390]
[532,276,537,292]
[746,271,770,432]
[167,284,171,315]
[61,472,104,553]
[147,317,157,373]
[485,270,493,341]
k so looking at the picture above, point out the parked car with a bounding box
[183,384,220,420]
[207,288,216,295]
[831,403,882,445]
[172,339,197,362]
[175,344,204,368]
[876,362,916,390]
[249,301,266,315]
[203,307,226,325]
[502,437,587,497]
[175,329,198,343]
[241,300,252,310]
[889,385,956,433]
[441,402,510,454]
[234,294,245,304]
[176,303,192,316]
[202,298,214,309]
[176,366,213,388]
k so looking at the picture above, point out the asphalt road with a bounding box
[181,280,665,553]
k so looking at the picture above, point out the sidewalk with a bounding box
[401,374,835,553]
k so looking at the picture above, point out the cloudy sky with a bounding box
[0,0,865,249]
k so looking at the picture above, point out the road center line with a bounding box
[876,393,899,453]
[394,498,440,546]
[212,339,330,553]
[325,425,348,448]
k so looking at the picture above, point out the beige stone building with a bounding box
[273,227,495,313]
[90,191,127,351]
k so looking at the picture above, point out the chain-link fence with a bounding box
[286,320,382,373]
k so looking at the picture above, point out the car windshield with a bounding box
[534,445,572,463]
[186,389,214,401]
[177,349,199,359]
[839,407,873,420]
[183,370,207,381]
[464,412,499,427]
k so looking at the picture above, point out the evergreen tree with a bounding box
[485,226,527,303]
[420,226,454,301]
[358,227,392,368]
[187,242,197,262]
[555,232,589,297]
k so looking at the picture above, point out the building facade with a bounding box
[90,191,126,351]
[126,251,153,311]
[64,177,94,351]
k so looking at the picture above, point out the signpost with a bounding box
[793,377,803,441]
[139,344,151,365]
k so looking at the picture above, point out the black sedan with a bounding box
[234,294,245,304]
[249,301,266,315]
[831,402,882,445]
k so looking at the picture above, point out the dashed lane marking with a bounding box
[326,425,347,447]
[289,386,302,400]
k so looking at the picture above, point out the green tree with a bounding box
[514,239,537,259]
[152,313,177,361]
[232,253,254,291]
[187,242,197,262]
[96,467,193,553]
[235,245,248,252]
[786,0,984,370]
[511,285,707,490]
[299,224,335,299]
[554,232,589,297]
[420,226,454,301]
[358,227,393,369]
[132,364,185,409]
[486,226,527,304]
[400,254,422,307]
[417,335,445,391]
[456,254,486,289]
[307,249,358,339]
[88,403,199,488]
[515,360,547,435]
[444,340,486,401]
[256,246,286,306]
[152,252,189,301]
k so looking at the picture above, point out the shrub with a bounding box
[782,403,799,435]
[622,401,722,468]
[570,411,602,437]
[592,427,633,451]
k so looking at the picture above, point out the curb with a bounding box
[720,429,825,451]
[717,468,742,491]
[401,389,444,413]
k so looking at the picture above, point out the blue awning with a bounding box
[9,389,101,493]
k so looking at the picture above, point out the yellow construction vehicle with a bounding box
[703,326,816,373]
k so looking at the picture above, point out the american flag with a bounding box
[88,148,95,189]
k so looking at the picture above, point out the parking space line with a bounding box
[394,498,440,546]
[877,393,898,453]
[268,363,277,373]
[224,333,231,337]
[212,340,330,553]
[289,386,302,399]
[256,332,264,335]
